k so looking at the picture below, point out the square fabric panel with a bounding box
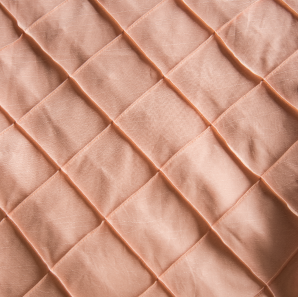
[0,36,66,120]
[214,182,298,282]
[65,126,157,216]
[270,252,298,297]
[1,0,65,29]
[218,0,298,77]
[10,172,101,267]
[96,0,162,28]
[74,35,161,119]
[0,219,47,297]
[266,49,298,110]
[109,173,209,275]
[0,7,20,49]
[117,80,207,167]
[128,0,210,73]
[169,36,258,122]
[19,80,108,166]
[28,0,119,73]
[161,231,263,297]
[215,83,298,175]
[263,141,298,214]
[0,127,56,212]
[185,0,258,30]
[54,222,154,297]
[25,274,69,297]
[163,128,254,224]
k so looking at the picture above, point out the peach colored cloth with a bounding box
[0,0,298,296]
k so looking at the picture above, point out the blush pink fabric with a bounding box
[0,0,298,296]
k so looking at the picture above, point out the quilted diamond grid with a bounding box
[1,0,298,294]
[0,2,211,294]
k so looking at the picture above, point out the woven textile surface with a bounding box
[1,0,298,296]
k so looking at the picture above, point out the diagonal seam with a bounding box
[0,3,22,36]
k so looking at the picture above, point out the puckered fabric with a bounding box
[0,0,298,296]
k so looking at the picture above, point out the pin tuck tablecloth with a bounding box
[0,0,298,296]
